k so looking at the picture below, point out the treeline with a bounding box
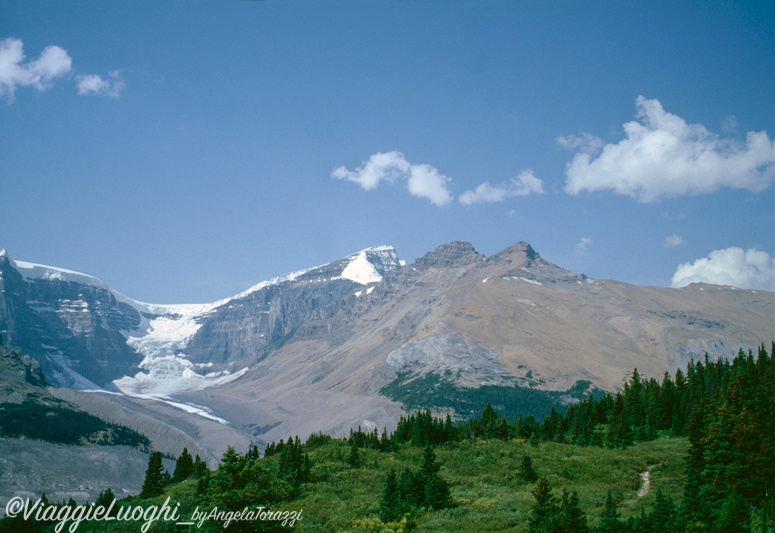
[380,371,598,421]
[525,342,775,532]
[323,343,775,531]
[0,399,149,449]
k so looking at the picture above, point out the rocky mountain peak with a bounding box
[415,241,483,269]
[483,242,589,286]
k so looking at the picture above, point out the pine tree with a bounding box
[518,455,539,483]
[172,448,194,482]
[647,489,678,533]
[398,467,424,508]
[192,454,208,478]
[379,470,402,523]
[596,490,622,533]
[529,477,559,533]
[94,488,116,517]
[559,490,588,533]
[140,451,166,498]
[347,443,362,468]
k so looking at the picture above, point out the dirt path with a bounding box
[637,469,651,498]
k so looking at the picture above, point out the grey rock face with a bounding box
[0,255,143,388]
[380,333,515,387]
[183,246,402,366]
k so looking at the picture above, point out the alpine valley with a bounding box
[1,240,773,468]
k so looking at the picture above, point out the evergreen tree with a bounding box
[347,443,362,468]
[596,490,623,533]
[140,451,166,498]
[172,448,194,482]
[558,489,588,533]
[398,467,424,508]
[192,454,208,478]
[714,492,750,533]
[419,445,451,509]
[94,488,116,517]
[646,489,678,533]
[379,470,402,523]
[529,477,560,533]
[518,455,539,483]
[424,473,452,510]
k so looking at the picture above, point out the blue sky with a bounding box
[2,1,774,303]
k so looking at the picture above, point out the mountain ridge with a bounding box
[2,240,774,456]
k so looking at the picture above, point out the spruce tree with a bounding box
[192,454,208,478]
[140,451,166,498]
[172,448,194,482]
[596,490,622,533]
[559,489,588,533]
[528,477,559,533]
[647,489,678,533]
[424,471,452,510]
[518,455,539,483]
[418,445,451,509]
[347,443,362,468]
[379,470,402,523]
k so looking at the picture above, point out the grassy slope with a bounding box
[67,435,687,532]
[272,436,688,532]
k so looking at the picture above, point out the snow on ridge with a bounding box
[13,259,112,290]
[339,251,383,285]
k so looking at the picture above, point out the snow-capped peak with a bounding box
[340,251,384,285]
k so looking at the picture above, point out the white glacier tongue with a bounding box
[114,303,247,397]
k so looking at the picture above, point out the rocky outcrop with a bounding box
[0,253,143,388]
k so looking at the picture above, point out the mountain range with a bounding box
[1,241,773,462]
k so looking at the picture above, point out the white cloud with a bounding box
[563,96,775,202]
[576,237,592,254]
[76,70,124,97]
[332,151,453,206]
[406,163,453,206]
[459,170,545,205]
[0,38,72,100]
[671,247,775,291]
[665,234,686,247]
[556,133,604,155]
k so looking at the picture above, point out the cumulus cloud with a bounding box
[332,151,453,206]
[563,96,775,202]
[665,234,686,247]
[671,247,775,291]
[576,237,592,254]
[76,71,124,97]
[0,38,72,100]
[459,170,545,205]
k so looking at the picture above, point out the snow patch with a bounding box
[519,277,542,286]
[339,251,383,285]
